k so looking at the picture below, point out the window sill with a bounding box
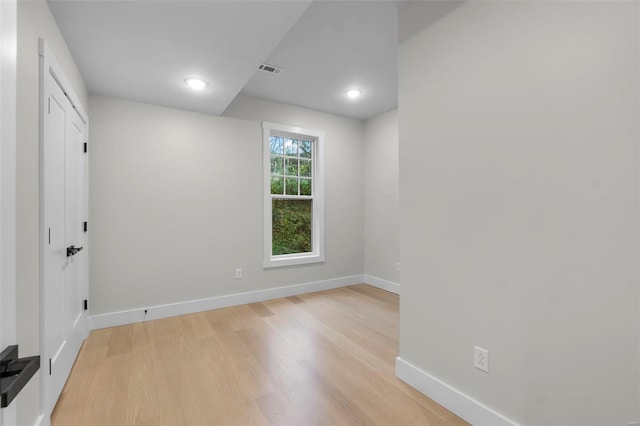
[263,253,325,269]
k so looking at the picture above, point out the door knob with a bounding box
[66,245,83,257]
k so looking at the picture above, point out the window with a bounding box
[263,122,325,268]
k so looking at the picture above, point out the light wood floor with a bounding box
[52,284,468,426]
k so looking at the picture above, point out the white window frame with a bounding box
[263,122,325,268]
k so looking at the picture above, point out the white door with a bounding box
[41,54,88,416]
[0,0,17,424]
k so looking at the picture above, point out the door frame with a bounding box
[39,38,89,419]
[0,0,17,424]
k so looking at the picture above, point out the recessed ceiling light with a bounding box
[346,89,361,99]
[185,78,208,90]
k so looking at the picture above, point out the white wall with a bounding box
[16,1,88,424]
[363,109,399,286]
[0,1,17,425]
[399,1,639,425]
[89,94,364,316]
[224,95,365,262]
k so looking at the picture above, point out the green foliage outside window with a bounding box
[272,199,312,255]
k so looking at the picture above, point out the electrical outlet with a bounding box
[474,346,489,373]
[235,268,242,279]
[396,262,400,272]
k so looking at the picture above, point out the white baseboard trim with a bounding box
[363,274,400,295]
[33,413,48,426]
[90,274,365,330]
[395,357,518,426]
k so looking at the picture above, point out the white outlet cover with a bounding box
[474,346,489,373]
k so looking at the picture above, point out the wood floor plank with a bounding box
[125,351,160,424]
[207,320,276,400]
[348,284,399,305]
[106,325,134,358]
[52,285,468,426]
[248,302,275,318]
[285,295,304,304]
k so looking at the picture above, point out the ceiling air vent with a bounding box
[258,64,284,75]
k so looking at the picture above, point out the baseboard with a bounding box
[395,357,518,426]
[33,414,48,426]
[363,274,400,294]
[90,274,365,330]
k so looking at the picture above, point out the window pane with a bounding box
[300,178,312,196]
[299,159,312,177]
[285,158,299,176]
[284,138,298,156]
[271,156,284,175]
[299,140,312,158]
[272,199,312,255]
[270,176,284,195]
[270,136,283,155]
[285,178,298,195]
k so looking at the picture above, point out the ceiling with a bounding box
[48,0,400,121]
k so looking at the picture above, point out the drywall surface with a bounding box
[399,1,639,425]
[224,93,366,273]
[364,109,399,284]
[16,1,88,424]
[90,95,365,315]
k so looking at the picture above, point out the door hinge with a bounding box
[83,142,87,153]
[49,358,52,375]
[83,299,88,311]
[83,221,88,233]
